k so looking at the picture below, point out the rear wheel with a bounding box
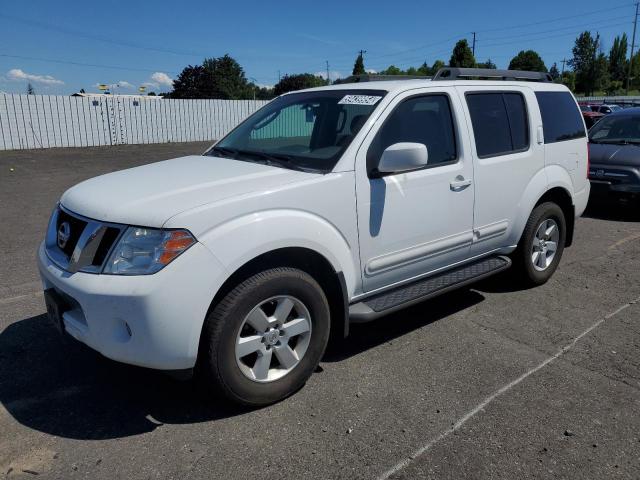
[199,267,330,406]
[511,202,566,286]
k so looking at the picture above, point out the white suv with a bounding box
[38,68,590,405]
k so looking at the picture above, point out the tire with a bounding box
[511,202,566,287]
[199,267,330,406]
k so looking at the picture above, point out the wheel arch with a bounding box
[534,186,575,247]
[198,247,350,363]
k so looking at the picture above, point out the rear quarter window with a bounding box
[535,92,586,143]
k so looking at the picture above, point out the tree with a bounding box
[549,63,560,81]
[569,31,604,95]
[449,40,476,68]
[508,50,547,72]
[254,86,275,100]
[609,33,628,83]
[431,60,446,73]
[169,55,255,99]
[202,54,253,99]
[417,62,431,76]
[477,58,497,69]
[273,73,326,96]
[352,52,366,75]
[147,92,157,96]
[380,65,403,75]
[26,83,34,95]
[561,71,576,91]
[169,65,213,98]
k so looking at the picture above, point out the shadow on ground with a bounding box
[583,196,640,222]
[0,289,485,441]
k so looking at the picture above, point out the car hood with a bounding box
[589,143,640,167]
[61,155,316,227]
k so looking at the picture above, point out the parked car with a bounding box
[38,68,590,406]
[588,107,640,203]
[580,104,605,128]
[593,104,622,115]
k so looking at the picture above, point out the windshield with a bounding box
[589,114,640,144]
[205,89,386,173]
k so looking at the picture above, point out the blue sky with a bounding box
[0,0,636,94]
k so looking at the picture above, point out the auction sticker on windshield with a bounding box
[338,95,382,105]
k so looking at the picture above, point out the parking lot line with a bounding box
[376,294,640,480]
[0,291,43,306]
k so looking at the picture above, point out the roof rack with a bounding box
[433,67,552,83]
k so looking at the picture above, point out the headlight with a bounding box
[104,227,196,275]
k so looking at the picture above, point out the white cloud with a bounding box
[7,68,64,85]
[151,72,173,87]
[315,70,343,81]
[116,81,134,89]
[365,69,378,74]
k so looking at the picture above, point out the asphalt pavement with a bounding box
[1,143,639,479]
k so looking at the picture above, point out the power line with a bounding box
[478,21,631,49]
[0,53,177,74]
[477,2,635,33]
[477,14,629,42]
[0,13,209,58]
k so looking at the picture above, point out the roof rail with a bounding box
[433,67,552,83]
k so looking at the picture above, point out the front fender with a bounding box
[196,209,359,298]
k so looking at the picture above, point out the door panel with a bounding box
[355,88,475,292]
[458,86,545,255]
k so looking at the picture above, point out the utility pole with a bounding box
[326,60,330,85]
[561,58,567,75]
[278,70,281,82]
[472,32,476,57]
[627,1,639,94]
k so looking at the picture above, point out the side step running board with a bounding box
[349,255,511,322]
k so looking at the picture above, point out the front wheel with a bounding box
[511,202,566,286]
[198,267,330,406]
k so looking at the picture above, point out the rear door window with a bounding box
[535,92,586,143]
[466,92,530,158]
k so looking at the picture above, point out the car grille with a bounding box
[45,205,124,274]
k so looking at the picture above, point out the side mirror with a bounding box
[378,142,429,174]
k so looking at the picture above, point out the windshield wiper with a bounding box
[209,146,240,158]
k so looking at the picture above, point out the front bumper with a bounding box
[589,164,640,196]
[37,241,228,370]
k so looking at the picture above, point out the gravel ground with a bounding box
[1,143,639,479]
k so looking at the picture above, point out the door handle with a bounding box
[450,176,472,191]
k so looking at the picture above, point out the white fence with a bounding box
[0,94,269,151]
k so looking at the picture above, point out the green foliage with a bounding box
[549,63,560,81]
[169,65,212,99]
[569,32,607,95]
[477,58,497,69]
[254,86,275,100]
[449,40,476,68]
[609,33,628,84]
[431,60,446,73]
[417,62,431,76]
[561,71,576,91]
[202,54,254,99]
[380,65,403,75]
[508,50,547,72]
[147,92,157,96]
[352,53,366,75]
[169,55,254,99]
[273,73,325,96]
